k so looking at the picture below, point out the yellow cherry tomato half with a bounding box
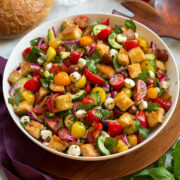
[46,47,56,62]
[91,87,106,103]
[21,90,35,104]
[75,75,87,88]
[147,87,158,99]
[122,87,132,98]
[137,37,148,48]
[80,35,93,46]
[49,38,62,49]
[71,121,86,138]
[54,72,71,86]
[127,134,138,147]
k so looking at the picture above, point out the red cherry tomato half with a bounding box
[32,107,46,115]
[124,40,140,51]
[85,68,105,85]
[85,84,92,94]
[136,111,148,128]
[33,67,44,76]
[24,75,41,92]
[58,128,71,142]
[47,119,61,133]
[153,98,164,107]
[63,58,72,68]
[83,109,100,125]
[135,132,145,143]
[108,121,122,137]
[74,15,90,29]
[156,69,166,80]
[134,80,147,101]
[50,64,67,74]
[47,93,60,113]
[92,123,103,131]
[97,26,113,41]
[40,42,49,52]
[70,49,84,64]
[100,18,109,25]
[162,100,172,112]
[82,97,95,105]
[22,47,32,58]
[56,46,67,56]
[110,74,124,89]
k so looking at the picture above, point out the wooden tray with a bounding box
[40,97,180,179]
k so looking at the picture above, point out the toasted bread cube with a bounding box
[20,62,33,76]
[16,101,33,115]
[96,43,110,57]
[55,95,73,112]
[156,60,167,71]
[118,113,134,128]
[118,47,129,66]
[101,53,113,64]
[50,83,65,93]
[81,144,100,157]
[115,91,134,111]
[128,47,145,64]
[143,48,153,54]
[128,63,142,79]
[62,25,82,40]
[145,108,165,127]
[37,86,49,102]
[25,120,44,139]
[160,92,172,101]
[62,20,74,29]
[48,135,69,152]
[97,64,115,79]
[8,70,22,85]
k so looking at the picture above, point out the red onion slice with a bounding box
[111,91,118,98]
[16,66,20,71]
[41,141,49,146]
[73,102,78,115]
[61,39,80,45]
[122,132,130,146]
[101,84,110,91]
[152,43,156,55]
[64,135,77,142]
[116,67,127,73]
[150,41,153,48]
[9,83,21,98]
[28,111,43,123]
[37,37,44,49]
[87,44,96,57]
[52,26,56,37]
[160,75,168,83]
[30,64,41,70]
[101,119,110,124]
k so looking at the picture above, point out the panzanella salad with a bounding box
[8,16,172,157]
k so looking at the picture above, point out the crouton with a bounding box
[160,92,172,101]
[156,60,167,71]
[25,120,44,139]
[20,62,33,76]
[145,108,165,127]
[62,25,82,40]
[118,47,129,66]
[37,87,49,102]
[118,113,134,128]
[128,63,142,79]
[16,101,33,115]
[97,64,115,79]
[128,47,145,64]
[48,135,69,152]
[50,83,65,93]
[55,95,73,112]
[81,144,100,157]
[96,43,110,57]
[115,91,134,111]
[143,48,154,54]
[8,70,22,85]
[101,53,113,64]
[61,20,74,29]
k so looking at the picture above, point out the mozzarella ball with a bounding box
[124,78,135,89]
[37,57,44,65]
[149,71,155,78]
[139,100,148,110]
[40,130,52,141]
[67,145,81,156]
[160,80,170,90]
[116,34,127,43]
[135,32,139,39]
[109,49,118,57]
[104,97,115,110]
[46,63,52,71]
[70,72,81,82]
[20,115,30,124]
[76,110,86,119]
[77,58,86,69]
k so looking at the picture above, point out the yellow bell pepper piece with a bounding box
[46,47,56,62]
[21,90,35,104]
[75,75,87,88]
[138,37,148,48]
[49,38,62,49]
[91,87,106,104]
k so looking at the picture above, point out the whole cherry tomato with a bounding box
[82,97,95,105]
[54,72,71,86]
[136,111,148,128]
[22,47,32,58]
[40,42,49,52]
[97,26,113,41]
[74,15,90,29]
[110,74,124,89]
[134,80,147,101]
[124,40,140,51]
[24,75,41,92]
[108,121,122,137]
[92,123,103,131]
[83,109,100,125]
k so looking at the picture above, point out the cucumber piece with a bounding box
[108,32,122,50]
[123,120,140,135]
[96,135,110,155]
[141,59,156,73]
[30,37,41,46]
[48,29,54,41]
[93,24,107,36]
[59,51,71,59]
[87,93,101,105]
[43,70,51,78]
[31,46,46,55]
[145,54,156,61]
[71,90,86,102]
[113,54,122,71]
[17,77,29,87]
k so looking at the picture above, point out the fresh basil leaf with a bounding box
[57,109,73,118]
[96,110,103,120]
[8,97,13,105]
[113,25,123,34]
[25,52,40,63]
[138,70,150,82]
[87,60,98,74]
[146,103,161,112]
[20,122,26,129]
[78,102,95,111]
[14,93,21,106]
[52,56,62,63]
[155,154,166,168]
[104,137,117,151]
[125,19,136,32]
[97,109,112,120]
[139,127,149,139]
[30,37,41,46]
[31,46,46,55]
[158,88,166,97]
[131,169,153,180]
[89,49,100,63]
[148,167,175,180]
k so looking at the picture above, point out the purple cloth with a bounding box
[0,56,63,180]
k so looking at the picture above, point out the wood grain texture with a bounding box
[40,97,180,179]
[112,0,180,40]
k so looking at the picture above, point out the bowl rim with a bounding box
[3,13,179,161]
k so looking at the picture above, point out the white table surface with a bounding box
[0,0,180,179]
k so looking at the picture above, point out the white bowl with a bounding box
[3,13,179,161]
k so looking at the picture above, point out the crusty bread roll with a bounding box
[0,0,54,39]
